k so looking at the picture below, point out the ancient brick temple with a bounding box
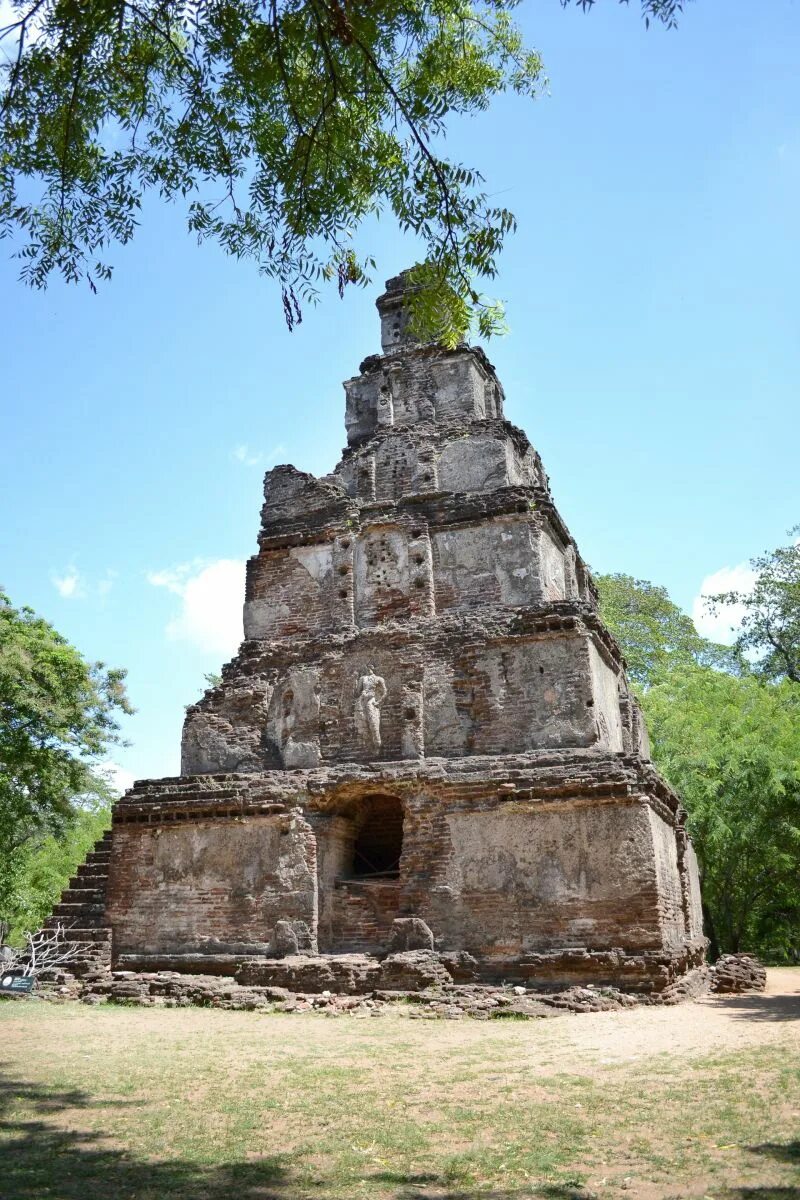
[53,273,706,994]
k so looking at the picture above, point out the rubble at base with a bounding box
[710,954,767,994]
[34,957,713,1019]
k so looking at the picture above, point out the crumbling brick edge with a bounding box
[28,953,724,1019]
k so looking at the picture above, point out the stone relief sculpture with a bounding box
[595,710,610,746]
[276,675,321,768]
[400,681,424,759]
[355,667,387,751]
[564,543,579,601]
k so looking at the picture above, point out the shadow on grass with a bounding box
[0,1072,597,1200]
[717,1141,800,1200]
[712,993,800,1022]
[748,1142,800,1164]
[0,1072,290,1200]
[721,1192,800,1199]
[375,1176,592,1200]
[2,1072,798,1200]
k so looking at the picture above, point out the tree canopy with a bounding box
[0,591,131,936]
[597,571,800,962]
[4,784,112,945]
[646,669,800,961]
[2,0,685,342]
[562,0,688,31]
[705,529,800,685]
[594,572,738,688]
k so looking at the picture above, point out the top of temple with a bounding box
[375,270,420,353]
[342,270,505,446]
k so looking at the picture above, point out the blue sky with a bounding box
[1,0,798,789]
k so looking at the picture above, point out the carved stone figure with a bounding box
[355,667,387,751]
[400,682,424,759]
[275,675,321,768]
[564,543,579,600]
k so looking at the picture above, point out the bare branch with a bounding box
[3,922,84,978]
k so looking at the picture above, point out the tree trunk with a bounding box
[702,901,720,961]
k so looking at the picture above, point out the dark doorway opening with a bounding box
[352,795,404,879]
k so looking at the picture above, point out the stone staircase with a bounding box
[42,830,113,976]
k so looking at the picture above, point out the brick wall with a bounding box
[107,810,317,957]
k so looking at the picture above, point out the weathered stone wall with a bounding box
[343,344,504,447]
[182,616,627,776]
[400,798,668,961]
[587,643,625,752]
[684,839,705,942]
[328,879,401,953]
[244,543,336,640]
[105,747,703,986]
[423,636,599,755]
[244,512,582,641]
[107,810,318,957]
[646,807,691,950]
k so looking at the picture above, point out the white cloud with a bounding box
[232,443,262,466]
[97,569,117,599]
[99,761,136,796]
[230,442,287,468]
[51,565,116,601]
[51,567,86,599]
[148,558,245,656]
[692,563,758,645]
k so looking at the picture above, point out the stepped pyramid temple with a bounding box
[50,273,706,996]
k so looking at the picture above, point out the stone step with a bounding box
[42,923,111,943]
[60,887,105,904]
[72,863,109,880]
[66,872,106,887]
[51,901,106,920]
[66,875,107,894]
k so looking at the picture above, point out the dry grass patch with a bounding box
[0,970,798,1199]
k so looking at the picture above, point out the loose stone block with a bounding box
[388,917,435,953]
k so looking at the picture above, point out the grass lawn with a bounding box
[1,970,798,1200]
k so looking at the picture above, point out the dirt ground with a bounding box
[532,967,800,1072]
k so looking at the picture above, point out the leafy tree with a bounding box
[595,572,738,688]
[705,528,800,685]
[597,571,800,961]
[562,0,689,31]
[645,669,800,961]
[0,0,685,342]
[0,591,131,939]
[5,783,112,945]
